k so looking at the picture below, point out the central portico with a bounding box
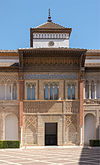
[19,43,86,146]
[17,10,86,146]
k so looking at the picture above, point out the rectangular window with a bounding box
[54,85,58,100]
[44,85,48,100]
[85,81,89,99]
[27,85,31,100]
[50,85,53,100]
[67,84,71,99]
[44,84,59,100]
[6,85,11,100]
[0,84,5,100]
[27,84,35,100]
[32,85,35,100]
[67,84,75,100]
[72,84,75,100]
[12,83,17,100]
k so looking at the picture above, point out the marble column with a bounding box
[94,82,97,99]
[89,82,91,99]
[5,84,7,100]
[19,80,24,146]
[79,80,84,145]
[11,84,13,100]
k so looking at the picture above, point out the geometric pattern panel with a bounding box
[68,124,77,144]
[65,115,77,128]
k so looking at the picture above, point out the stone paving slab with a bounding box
[0,147,100,165]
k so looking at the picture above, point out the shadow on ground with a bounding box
[79,147,100,165]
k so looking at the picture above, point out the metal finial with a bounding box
[48,8,52,22]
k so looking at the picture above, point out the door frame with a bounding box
[45,122,58,146]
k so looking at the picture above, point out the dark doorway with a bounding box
[45,123,57,146]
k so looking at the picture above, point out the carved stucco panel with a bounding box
[65,115,79,144]
[23,115,38,145]
[64,101,79,113]
[65,115,77,128]
[24,102,38,113]
[0,72,18,83]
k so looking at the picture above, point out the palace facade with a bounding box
[0,13,100,146]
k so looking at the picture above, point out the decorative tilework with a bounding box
[24,74,77,80]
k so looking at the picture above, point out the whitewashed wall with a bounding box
[96,81,100,98]
[5,114,18,140]
[33,39,69,48]
[33,33,69,48]
[84,114,95,145]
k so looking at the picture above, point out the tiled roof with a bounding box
[0,50,18,56]
[0,50,18,53]
[85,63,100,67]
[35,21,66,29]
[87,49,100,54]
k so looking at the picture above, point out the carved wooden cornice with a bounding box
[0,52,18,57]
[0,67,18,72]
[24,57,80,65]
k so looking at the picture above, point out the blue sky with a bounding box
[0,0,100,50]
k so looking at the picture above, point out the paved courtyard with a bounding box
[0,147,100,165]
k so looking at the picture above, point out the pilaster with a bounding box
[79,79,84,145]
[19,50,24,146]
[96,110,100,139]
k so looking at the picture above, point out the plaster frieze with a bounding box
[84,105,100,111]
[84,99,100,105]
